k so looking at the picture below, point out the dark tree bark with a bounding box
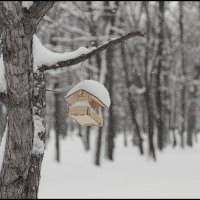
[187,63,200,146]
[143,1,156,161]
[179,1,186,148]
[0,5,34,198]
[187,100,196,147]
[95,126,103,166]
[121,43,144,155]
[83,127,91,151]
[106,51,116,160]
[105,1,119,161]
[54,81,61,162]
[0,2,54,198]
[94,51,104,165]
[123,118,128,147]
[156,1,165,151]
[94,50,104,166]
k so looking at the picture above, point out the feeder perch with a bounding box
[65,80,110,127]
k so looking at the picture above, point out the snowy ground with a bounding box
[39,130,200,199]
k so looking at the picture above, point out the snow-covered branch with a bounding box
[38,31,144,72]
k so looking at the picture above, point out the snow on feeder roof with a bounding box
[65,80,111,109]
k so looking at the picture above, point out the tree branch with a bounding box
[29,1,56,25]
[41,31,145,71]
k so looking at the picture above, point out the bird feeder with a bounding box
[65,80,110,127]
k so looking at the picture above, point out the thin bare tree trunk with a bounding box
[86,127,91,151]
[105,1,118,161]
[121,43,144,155]
[95,126,103,166]
[144,1,156,161]
[53,78,68,161]
[179,1,186,148]
[187,100,196,147]
[156,1,165,150]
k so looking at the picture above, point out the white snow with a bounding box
[66,80,111,108]
[33,35,94,72]
[39,131,200,199]
[0,123,8,172]
[32,132,45,155]
[129,85,146,95]
[0,54,6,92]
[22,1,33,10]
[32,115,45,155]
[34,115,45,134]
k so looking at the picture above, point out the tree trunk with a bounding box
[106,46,115,160]
[187,99,197,147]
[0,2,55,198]
[0,23,34,199]
[85,127,91,151]
[54,80,67,138]
[123,119,128,147]
[54,80,68,162]
[95,127,103,166]
[156,1,165,151]
[54,81,60,162]
[121,43,144,155]
[144,1,156,161]
[145,88,156,161]
[179,1,186,148]
[105,1,118,161]
[23,70,47,199]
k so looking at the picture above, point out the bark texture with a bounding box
[0,15,34,200]
[156,1,165,150]
[105,1,119,161]
[144,1,156,160]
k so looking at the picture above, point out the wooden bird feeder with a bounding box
[65,80,110,127]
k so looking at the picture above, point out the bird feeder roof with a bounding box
[65,80,111,108]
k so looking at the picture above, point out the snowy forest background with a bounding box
[1,1,200,198]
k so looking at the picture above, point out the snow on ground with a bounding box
[39,131,200,199]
